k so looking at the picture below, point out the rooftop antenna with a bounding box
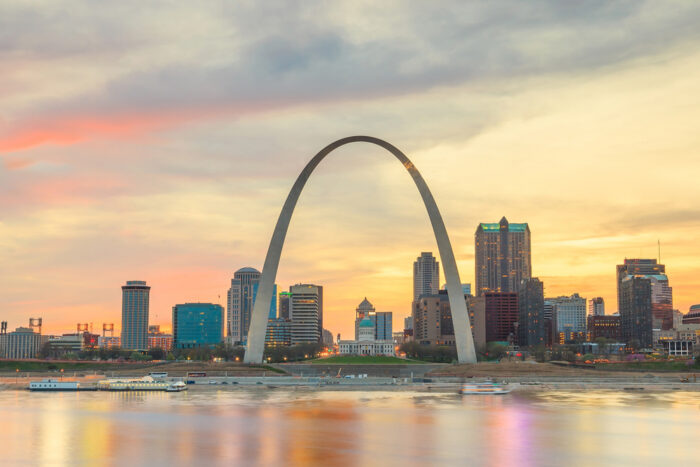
[658,239,661,263]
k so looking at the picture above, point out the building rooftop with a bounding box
[235,267,260,274]
[359,317,374,328]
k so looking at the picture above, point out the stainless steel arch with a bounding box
[244,136,477,363]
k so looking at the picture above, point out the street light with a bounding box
[60,368,64,381]
[16,368,19,385]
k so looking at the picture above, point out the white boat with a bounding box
[166,381,187,392]
[460,382,511,395]
[29,379,81,391]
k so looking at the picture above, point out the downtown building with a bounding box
[414,290,486,349]
[121,280,150,351]
[589,297,605,316]
[413,252,440,300]
[338,316,394,356]
[618,259,674,349]
[226,267,276,345]
[0,326,45,359]
[289,284,323,345]
[475,217,531,296]
[587,314,621,341]
[549,294,587,344]
[518,278,545,347]
[172,303,224,349]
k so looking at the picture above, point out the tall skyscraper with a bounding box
[226,267,276,345]
[588,297,605,316]
[121,280,150,350]
[172,303,224,349]
[413,252,440,300]
[617,259,674,343]
[518,278,545,347]
[619,275,653,348]
[616,259,665,310]
[475,217,531,296]
[354,297,376,340]
[290,284,323,345]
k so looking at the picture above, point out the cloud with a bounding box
[3,1,700,153]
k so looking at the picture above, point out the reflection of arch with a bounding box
[244,136,477,363]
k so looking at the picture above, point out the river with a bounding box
[2,388,698,466]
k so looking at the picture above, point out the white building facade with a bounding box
[338,317,394,356]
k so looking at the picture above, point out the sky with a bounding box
[2,1,700,338]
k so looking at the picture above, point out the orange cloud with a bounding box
[0,111,200,153]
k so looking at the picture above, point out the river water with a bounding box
[2,388,699,466]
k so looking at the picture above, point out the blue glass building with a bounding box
[172,303,224,349]
[375,312,393,341]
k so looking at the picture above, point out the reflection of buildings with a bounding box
[172,303,224,349]
[475,217,531,296]
[338,317,394,356]
[121,280,150,351]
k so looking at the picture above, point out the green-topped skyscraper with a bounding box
[475,217,531,296]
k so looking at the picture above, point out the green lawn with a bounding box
[309,355,424,365]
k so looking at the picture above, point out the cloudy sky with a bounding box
[2,1,700,338]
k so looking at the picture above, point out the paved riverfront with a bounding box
[2,387,700,465]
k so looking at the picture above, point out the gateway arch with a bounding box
[244,136,477,364]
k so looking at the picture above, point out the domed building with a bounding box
[339,313,395,356]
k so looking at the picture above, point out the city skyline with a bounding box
[3,2,700,340]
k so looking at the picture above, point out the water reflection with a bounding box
[1,389,698,466]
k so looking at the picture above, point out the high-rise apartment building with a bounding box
[290,284,323,345]
[121,280,150,350]
[518,278,545,347]
[226,267,276,344]
[588,297,605,316]
[413,252,440,300]
[549,294,587,343]
[475,217,531,295]
[172,303,224,349]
